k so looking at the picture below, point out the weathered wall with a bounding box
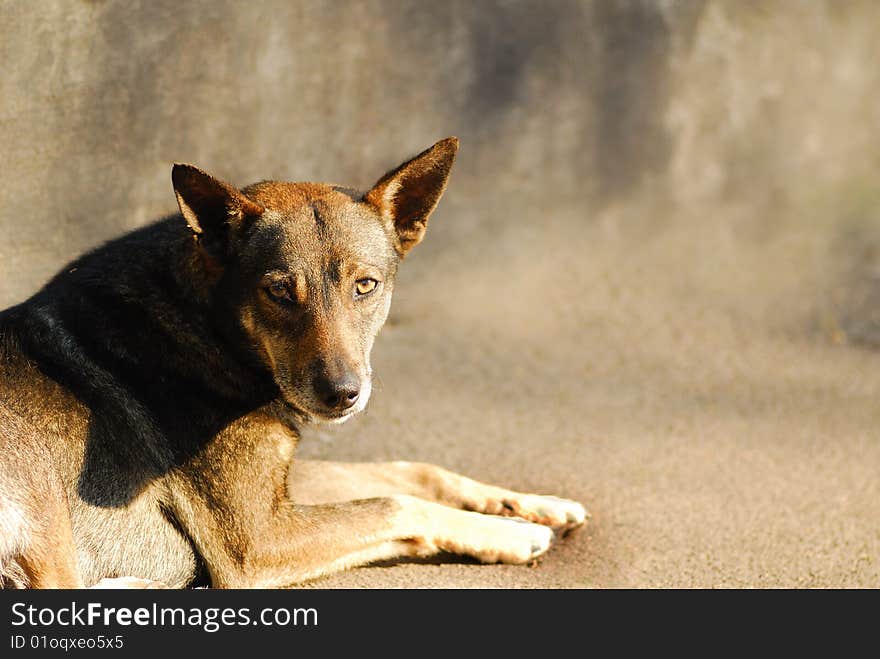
[2,0,880,340]
[5,1,880,589]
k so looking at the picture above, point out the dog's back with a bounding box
[0,224,214,588]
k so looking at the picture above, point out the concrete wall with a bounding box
[3,0,880,342]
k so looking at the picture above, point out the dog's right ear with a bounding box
[172,164,264,258]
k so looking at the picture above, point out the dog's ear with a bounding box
[172,164,264,257]
[365,137,458,257]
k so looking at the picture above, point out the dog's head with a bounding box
[171,138,458,423]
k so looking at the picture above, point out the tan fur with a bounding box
[0,138,587,589]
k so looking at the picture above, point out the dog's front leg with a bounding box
[202,495,554,588]
[291,460,588,531]
[169,415,556,587]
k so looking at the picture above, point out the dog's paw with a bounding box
[434,513,554,565]
[493,517,555,563]
[90,576,170,589]
[499,495,589,531]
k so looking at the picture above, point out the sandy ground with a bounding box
[3,0,879,592]
[294,200,880,589]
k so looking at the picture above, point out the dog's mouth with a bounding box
[280,400,360,425]
[276,397,338,423]
[276,378,371,426]
[316,408,359,425]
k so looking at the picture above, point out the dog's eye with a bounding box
[266,282,289,300]
[355,278,378,296]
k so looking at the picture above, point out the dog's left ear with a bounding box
[365,137,459,257]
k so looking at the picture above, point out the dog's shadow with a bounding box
[366,553,482,568]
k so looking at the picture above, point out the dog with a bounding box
[0,138,586,588]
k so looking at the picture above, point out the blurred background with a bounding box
[2,1,879,587]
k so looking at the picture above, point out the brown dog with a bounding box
[0,138,586,588]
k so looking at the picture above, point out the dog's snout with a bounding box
[314,371,361,412]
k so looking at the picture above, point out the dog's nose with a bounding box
[315,374,360,411]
